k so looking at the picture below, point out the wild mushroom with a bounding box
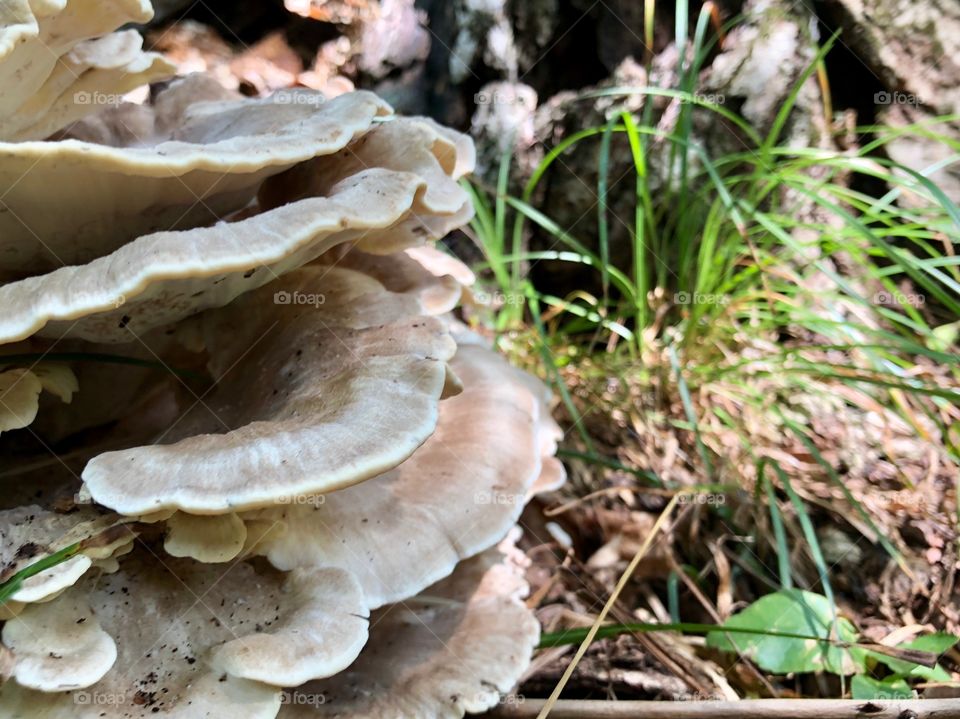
[0,546,370,716]
[323,245,472,316]
[162,511,248,563]
[0,30,175,141]
[2,592,117,692]
[0,360,79,434]
[0,506,139,617]
[4,300,261,448]
[260,117,476,252]
[405,244,479,288]
[0,76,392,279]
[245,343,556,607]
[0,0,161,141]
[0,370,44,435]
[278,542,540,719]
[0,6,560,715]
[260,117,473,215]
[427,310,566,493]
[81,265,456,515]
[0,113,473,345]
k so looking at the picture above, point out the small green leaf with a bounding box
[851,675,913,700]
[707,589,863,675]
[871,633,958,681]
[929,321,960,352]
[907,633,960,654]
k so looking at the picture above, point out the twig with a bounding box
[535,495,681,719]
[490,698,960,719]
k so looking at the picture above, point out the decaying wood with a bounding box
[487,698,960,718]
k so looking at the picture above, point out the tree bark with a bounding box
[824,0,960,201]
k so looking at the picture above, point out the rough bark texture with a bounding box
[824,0,960,200]
[826,0,959,110]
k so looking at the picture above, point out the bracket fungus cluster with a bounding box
[0,2,564,717]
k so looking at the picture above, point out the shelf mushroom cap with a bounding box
[163,511,248,563]
[0,363,79,436]
[0,76,392,279]
[262,117,476,255]
[324,246,472,316]
[0,548,370,717]
[260,117,474,218]
[246,343,553,607]
[2,592,117,692]
[81,265,457,516]
[0,0,156,137]
[0,369,44,435]
[405,244,477,288]
[0,30,175,142]
[0,116,475,346]
[278,544,540,719]
[0,506,138,611]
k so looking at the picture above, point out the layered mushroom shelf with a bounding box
[0,2,565,717]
